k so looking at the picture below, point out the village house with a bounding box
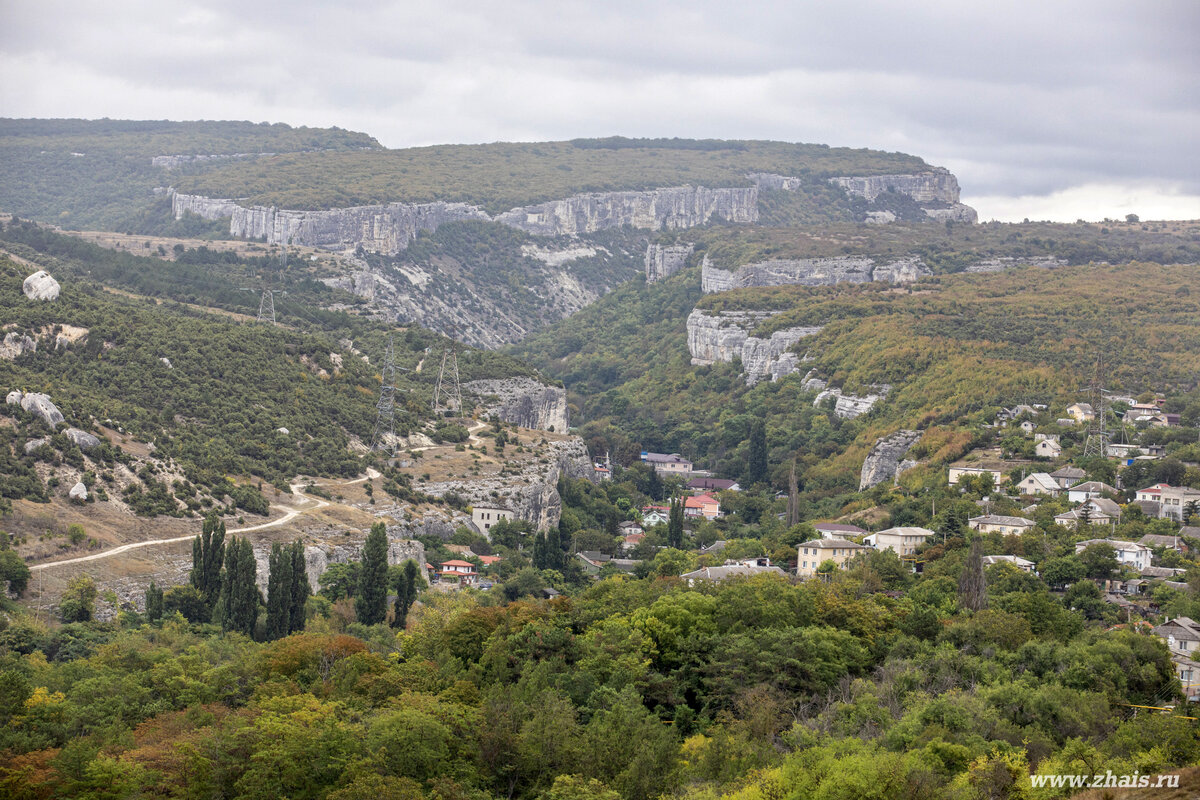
[1055,498,1122,529]
[687,477,741,493]
[1049,465,1086,489]
[981,554,1036,572]
[684,493,721,520]
[1173,653,1200,702]
[1034,438,1063,458]
[641,506,670,526]
[471,505,514,535]
[1019,420,1036,434]
[1066,402,1095,422]
[439,560,478,586]
[813,522,868,539]
[1017,472,1061,497]
[1140,533,1189,554]
[1067,481,1118,503]
[1123,402,1162,423]
[968,515,1035,536]
[477,554,502,567]
[1158,486,1200,521]
[948,461,1005,486]
[867,527,934,557]
[1074,538,1151,571]
[1135,483,1172,503]
[619,531,645,552]
[641,451,693,475]
[796,538,869,577]
[680,558,787,586]
[1154,617,1200,656]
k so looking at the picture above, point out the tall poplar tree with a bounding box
[144,580,163,623]
[747,419,768,486]
[266,542,292,639]
[392,559,422,630]
[668,497,684,549]
[217,536,259,636]
[356,522,389,625]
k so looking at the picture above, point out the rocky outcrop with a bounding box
[828,168,962,204]
[23,437,48,454]
[64,428,101,451]
[0,332,36,360]
[701,255,929,293]
[68,482,88,501]
[171,193,243,221]
[814,388,887,419]
[8,391,64,427]
[741,327,823,385]
[298,537,426,593]
[22,271,60,301]
[496,186,758,236]
[465,378,569,432]
[687,309,820,383]
[153,153,269,169]
[859,430,922,490]
[645,243,694,283]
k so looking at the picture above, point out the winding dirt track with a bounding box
[30,485,330,572]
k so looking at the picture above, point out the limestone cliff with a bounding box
[701,255,929,294]
[687,309,821,384]
[814,388,888,419]
[496,186,757,236]
[465,378,570,432]
[859,430,922,490]
[171,184,756,255]
[645,243,694,283]
[752,167,978,224]
[296,537,427,594]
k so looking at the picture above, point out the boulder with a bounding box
[5,390,22,406]
[23,437,48,454]
[0,332,36,360]
[64,427,101,451]
[859,431,922,490]
[68,482,88,501]
[22,271,61,301]
[20,393,64,427]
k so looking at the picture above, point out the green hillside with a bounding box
[0,221,537,509]
[515,258,1200,505]
[172,137,928,213]
[0,119,381,232]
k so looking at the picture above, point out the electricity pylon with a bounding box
[431,348,462,416]
[1082,354,1110,459]
[370,334,409,456]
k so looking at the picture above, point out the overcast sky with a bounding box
[1,0,1197,222]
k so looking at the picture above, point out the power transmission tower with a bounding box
[431,348,462,416]
[370,334,409,456]
[257,289,276,324]
[1082,354,1110,458]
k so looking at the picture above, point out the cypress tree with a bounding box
[190,513,226,617]
[786,460,801,527]
[144,580,163,623]
[747,419,768,485]
[217,536,259,636]
[356,522,389,625]
[668,497,684,549]
[392,559,422,630]
[289,540,310,633]
[532,531,547,570]
[266,542,292,639]
[958,538,988,612]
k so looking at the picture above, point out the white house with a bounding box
[968,515,1035,535]
[641,452,693,475]
[982,554,1036,572]
[1035,439,1062,458]
[1074,538,1151,571]
[1154,617,1200,657]
[869,527,934,557]
[796,538,869,577]
[1017,472,1061,496]
[471,505,515,535]
[1067,481,1118,503]
[1067,402,1095,422]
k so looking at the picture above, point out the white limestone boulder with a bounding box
[22,271,61,301]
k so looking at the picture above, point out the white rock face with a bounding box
[64,428,101,450]
[701,255,929,294]
[54,325,89,348]
[0,332,36,360]
[827,168,963,204]
[859,430,922,490]
[466,378,569,432]
[687,309,821,383]
[5,390,22,406]
[496,186,758,236]
[295,538,426,594]
[814,388,887,419]
[22,271,61,301]
[19,393,64,427]
[69,482,88,501]
[644,243,694,283]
